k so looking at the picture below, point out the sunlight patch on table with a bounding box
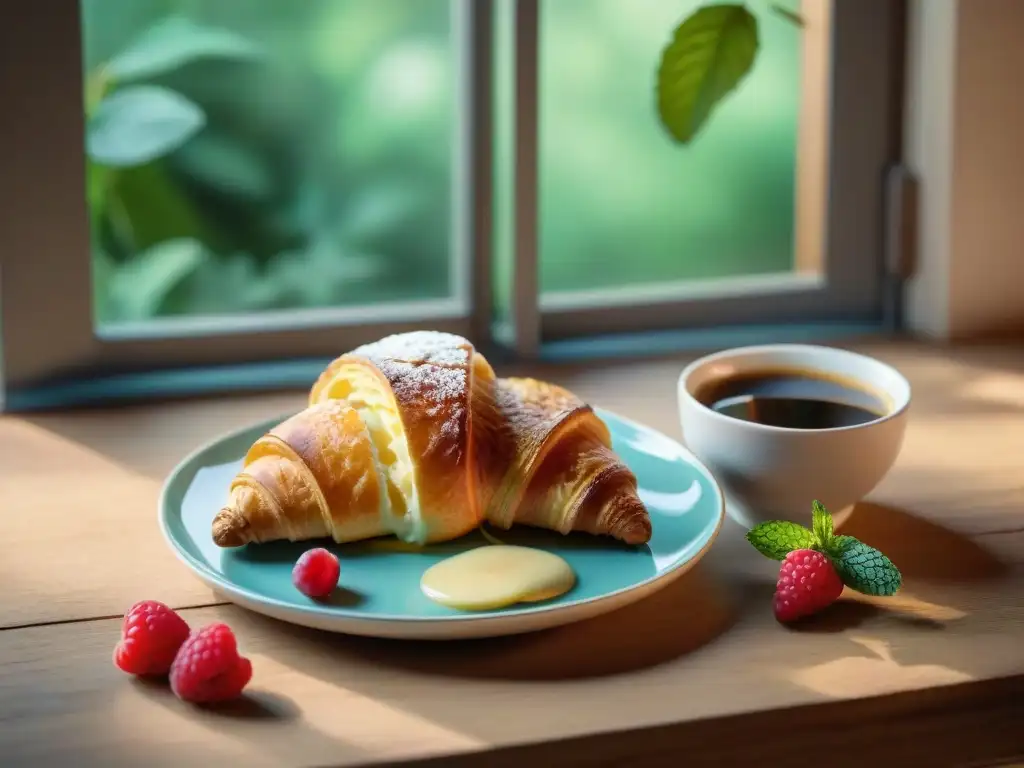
[861,593,968,622]
[961,373,1024,409]
[0,419,147,479]
[253,656,486,758]
[790,636,972,699]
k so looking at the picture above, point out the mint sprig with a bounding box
[830,537,902,596]
[746,521,816,560]
[746,500,902,596]
[811,499,833,550]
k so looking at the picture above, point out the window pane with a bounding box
[538,0,807,296]
[81,0,457,328]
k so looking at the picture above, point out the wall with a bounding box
[903,0,1024,340]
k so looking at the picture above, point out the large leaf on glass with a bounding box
[108,238,207,321]
[87,85,205,167]
[656,4,759,144]
[106,16,263,82]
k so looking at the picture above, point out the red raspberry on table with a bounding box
[773,549,844,623]
[113,600,190,676]
[170,623,252,704]
[292,547,340,599]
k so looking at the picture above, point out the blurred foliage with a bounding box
[84,0,803,325]
[82,0,453,325]
[537,0,802,295]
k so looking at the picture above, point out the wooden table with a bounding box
[2,340,1022,767]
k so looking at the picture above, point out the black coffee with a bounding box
[695,368,888,429]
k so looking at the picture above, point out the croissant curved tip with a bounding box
[212,507,249,548]
[605,495,653,546]
[616,515,652,546]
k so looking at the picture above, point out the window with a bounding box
[84,1,460,327]
[0,1,903,402]
[494,0,904,351]
[0,0,481,394]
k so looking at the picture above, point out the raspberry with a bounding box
[773,549,844,623]
[292,547,340,599]
[169,623,252,704]
[113,600,191,676]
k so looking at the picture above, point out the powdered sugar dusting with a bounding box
[351,331,470,368]
[374,360,467,414]
[349,332,472,460]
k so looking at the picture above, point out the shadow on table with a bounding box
[122,677,375,767]
[263,560,736,682]
[129,562,736,764]
[344,561,735,681]
[752,500,1013,635]
[708,499,1013,636]
[778,597,958,634]
[131,676,301,721]
[838,501,1010,581]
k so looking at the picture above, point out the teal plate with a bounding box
[159,408,725,640]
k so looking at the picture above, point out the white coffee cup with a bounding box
[677,344,911,530]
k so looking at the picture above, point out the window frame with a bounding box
[0,0,905,401]
[497,0,906,352]
[0,0,490,392]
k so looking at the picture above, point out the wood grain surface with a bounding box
[1,340,1022,766]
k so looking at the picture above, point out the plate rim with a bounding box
[158,407,725,625]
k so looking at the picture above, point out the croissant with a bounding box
[212,401,392,547]
[479,377,652,546]
[212,331,651,548]
[213,331,494,546]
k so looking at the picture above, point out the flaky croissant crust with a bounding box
[213,331,651,548]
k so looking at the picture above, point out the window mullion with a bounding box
[510,0,541,359]
[464,0,495,349]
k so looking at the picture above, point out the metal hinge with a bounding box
[882,164,920,331]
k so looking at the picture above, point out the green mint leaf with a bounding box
[824,534,857,560]
[656,4,759,144]
[830,538,902,596]
[746,521,816,560]
[811,499,834,549]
